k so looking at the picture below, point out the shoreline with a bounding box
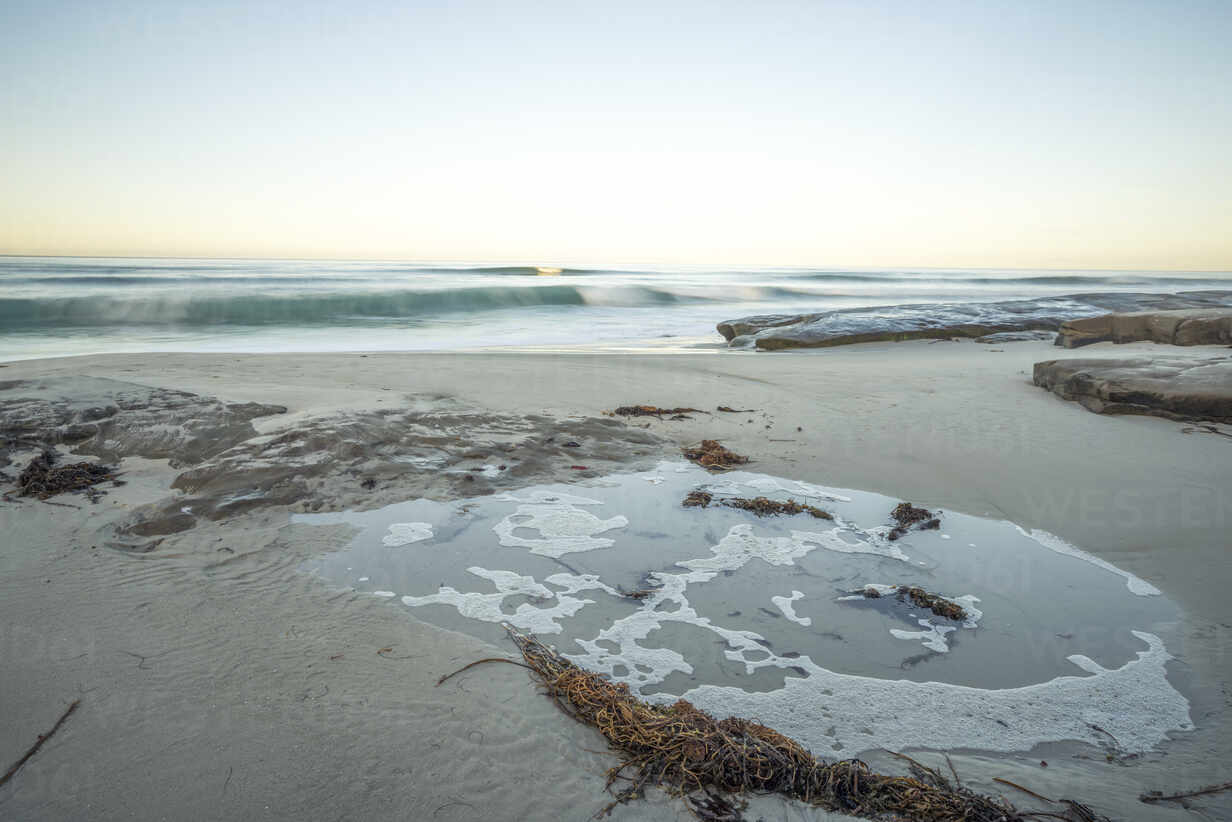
[2,339,1230,820]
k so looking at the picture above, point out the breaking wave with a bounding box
[0,285,698,327]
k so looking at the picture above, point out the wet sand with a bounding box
[1,338,1229,821]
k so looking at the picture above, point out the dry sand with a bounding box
[1,338,1229,821]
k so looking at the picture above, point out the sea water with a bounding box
[2,256,1229,360]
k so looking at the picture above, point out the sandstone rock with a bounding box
[1032,356,1232,423]
[1055,308,1232,348]
[716,291,1232,351]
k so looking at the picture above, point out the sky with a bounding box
[2,0,1230,269]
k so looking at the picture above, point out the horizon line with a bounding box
[1,252,1230,275]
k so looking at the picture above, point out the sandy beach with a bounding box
[2,338,1230,821]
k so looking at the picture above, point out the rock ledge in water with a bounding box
[717,291,1232,351]
[1033,356,1232,422]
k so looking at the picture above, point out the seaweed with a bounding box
[888,502,941,540]
[499,627,1096,821]
[859,585,968,621]
[614,405,705,418]
[15,451,116,501]
[683,490,713,507]
[683,490,831,519]
[682,440,749,471]
[897,586,967,621]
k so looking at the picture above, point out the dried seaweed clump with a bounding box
[862,585,966,621]
[16,451,116,500]
[684,490,831,520]
[899,586,967,621]
[507,627,1068,822]
[614,405,704,418]
[682,440,749,471]
[888,502,941,540]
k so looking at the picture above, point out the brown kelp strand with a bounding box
[504,627,1097,821]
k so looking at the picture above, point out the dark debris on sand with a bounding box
[684,490,831,519]
[16,451,117,501]
[500,627,1101,822]
[888,501,941,540]
[682,440,749,471]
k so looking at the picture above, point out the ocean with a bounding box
[1,256,1229,361]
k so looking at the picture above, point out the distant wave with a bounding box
[0,264,639,283]
[1,275,370,286]
[0,285,696,327]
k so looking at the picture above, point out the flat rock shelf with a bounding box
[716,291,1232,350]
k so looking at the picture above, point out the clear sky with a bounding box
[2,0,1230,269]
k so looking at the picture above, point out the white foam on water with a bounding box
[493,503,628,557]
[372,590,396,598]
[680,630,1190,754]
[1016,526,1161,596]
[643,475,665,485]
[678,524,829,573]
[771,591,811,626]
[381,522,433,546]
[890,620,956,653]
[568,568,771,689]
[401,566,600,634]
[544,572,620,597]
[815,526,911,562]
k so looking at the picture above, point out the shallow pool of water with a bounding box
[296,461,1191,756]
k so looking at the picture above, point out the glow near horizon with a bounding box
[2,1,1230,270]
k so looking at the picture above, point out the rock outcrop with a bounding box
[1054,308,1232,348]
[0,376,286,468]
[1033,356,1232,423]
[716,291,1232,351]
